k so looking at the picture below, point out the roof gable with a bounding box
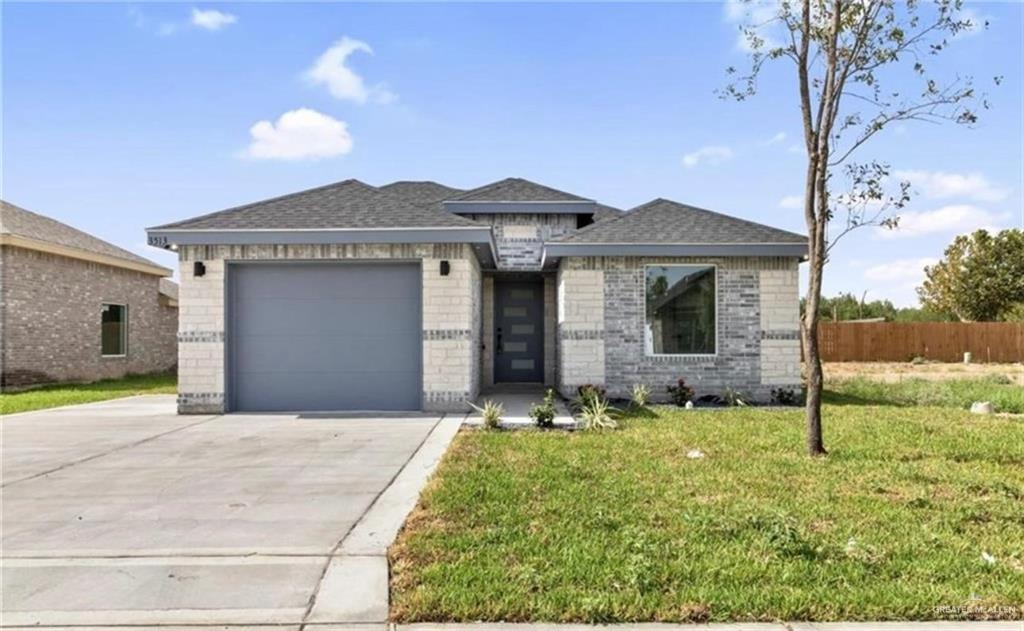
[1,200,167,272]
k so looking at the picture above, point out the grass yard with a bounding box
[825,375,1024,413]
[0,373,176,415]
[390,405,1024,622]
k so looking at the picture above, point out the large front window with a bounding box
[644,265,716,355]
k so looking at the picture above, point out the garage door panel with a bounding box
[234,334,421,374]
[236,300,420,336]
[234,369,421,412]
[229,263,422,411]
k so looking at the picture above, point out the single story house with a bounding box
[1,201,178,391]
[146,178,805,414]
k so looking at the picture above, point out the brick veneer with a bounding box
[462,213,577,270]
[0,246,177,390]
[176,243,481,413]
[557,255,801,402]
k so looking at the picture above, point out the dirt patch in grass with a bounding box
[825,362,1024,385]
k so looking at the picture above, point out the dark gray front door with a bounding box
[228,262,421,412]
[494,280,544,383]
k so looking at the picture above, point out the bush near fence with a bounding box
[818,322,1024,363]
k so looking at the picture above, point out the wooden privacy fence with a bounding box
[818,322,1024,363]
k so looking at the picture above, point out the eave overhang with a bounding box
[443,201,597,215]
[1,233,172,277]
[145,226,499,268]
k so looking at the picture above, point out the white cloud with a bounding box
[191,8,237,31]
[241,108,353,161]
[682,145,734,168]
[862,257,938,306]
[954,7,989,39]
[863,257,938,283]
[894,169,1009,202]
[762,131,787,146]
[778,195,803,210]
[305,36,395,104]
[877,204,1009,239]
[723,0,783,51]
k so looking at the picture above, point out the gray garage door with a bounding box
[228,262,421,412]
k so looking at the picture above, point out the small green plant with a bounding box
[468,399,504,429]
[985,373,1013,385]
[630,383,651,408]
[575,384,607,407]
[577,394,618,431]
[529,388,557,429]
[722,388,748,407]
[666,378,695,407]
[771,387,801,406]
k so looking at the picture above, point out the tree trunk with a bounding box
[802,306,826,456]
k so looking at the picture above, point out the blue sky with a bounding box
[3,2,1022,305]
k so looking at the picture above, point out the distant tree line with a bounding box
[809,229,1024,323]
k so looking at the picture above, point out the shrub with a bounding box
[469,399,504,429]
[576,384,607,405]
[630,383,651,408]
[722,388,748,407]
[771,387,801,405]
[577,395,618,431]
[666,378,695,406]
[529,388,557,429]
[985,373,1013,385]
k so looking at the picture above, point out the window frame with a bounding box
[101,302,129,358]
[642,263,719,358]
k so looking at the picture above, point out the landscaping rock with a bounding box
[970,401,994,415]
[686,449,706,459]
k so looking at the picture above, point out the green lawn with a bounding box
[0,373,176,415]
[390,404,1024,622]
[825,375,1024,413]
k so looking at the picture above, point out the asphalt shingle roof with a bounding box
[554,198,807,244]
[1,200,164,268]
[150,179,483,231]
[378,181,464,205]
[449,177,591,202]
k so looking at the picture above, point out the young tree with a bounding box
[724,0,989,455]
[919,229,1024,321]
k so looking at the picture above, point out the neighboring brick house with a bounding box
[147,178,805,414]
[1,201,178,390]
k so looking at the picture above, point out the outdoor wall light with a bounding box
[440,260,450,276]
[193,261,206,277]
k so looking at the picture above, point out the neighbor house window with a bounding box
[644,265,716,355]
[101,304,127,356]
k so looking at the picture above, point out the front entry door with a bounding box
[494,280,544,383]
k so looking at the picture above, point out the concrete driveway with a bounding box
[1,395,459,626]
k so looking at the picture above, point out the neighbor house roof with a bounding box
[545,198,807,258]
[1,200,171,276]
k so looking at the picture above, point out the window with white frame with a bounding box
[101,304,127,356]
[644,265,716,355]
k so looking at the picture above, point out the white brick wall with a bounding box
[176,244,480,413]
[557,265,605,393]
[759,266,801,386]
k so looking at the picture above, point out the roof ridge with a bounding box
[370,181,482,227]
[449,177,591,202]
[148,178,371,230]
